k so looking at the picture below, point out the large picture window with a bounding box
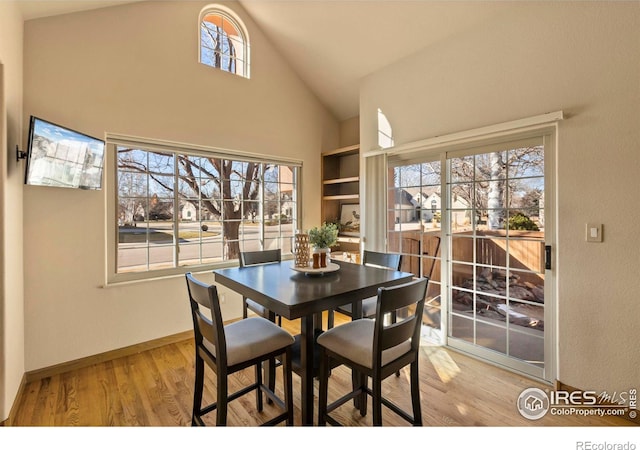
[109,137,300,280]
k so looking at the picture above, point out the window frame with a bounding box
[105,133,302,285]
[199,4,251,78]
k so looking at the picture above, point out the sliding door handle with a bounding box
[545,245,552,270]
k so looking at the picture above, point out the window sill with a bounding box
[104,255,294,288]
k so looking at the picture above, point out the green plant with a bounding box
[308,222,338,248]
[507,212,539,231]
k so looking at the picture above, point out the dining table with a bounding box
[213,258,415,425]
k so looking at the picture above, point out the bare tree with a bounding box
[201,21,237,73]
[180,157,259,260]
[453,147,544,229]
[118,149,262,260]
[486,152,505,229]
[392,147,544,230]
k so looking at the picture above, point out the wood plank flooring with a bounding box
[10,314,635,427]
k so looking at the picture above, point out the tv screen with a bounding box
[24,116,105,190]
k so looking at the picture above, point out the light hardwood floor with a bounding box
[10,314,635,427]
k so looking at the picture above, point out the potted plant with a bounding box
[308,222,338,268]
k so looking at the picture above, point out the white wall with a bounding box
[0,0,25,422]
[360,2,640,392]
[23,1,338,372]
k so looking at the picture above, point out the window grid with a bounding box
[387,161,443,332]
[200,9,250,78]
[446,145,545,366]
[116,147,298,274]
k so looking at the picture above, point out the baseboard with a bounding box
[25,330,194,383]
[557,380,639,425]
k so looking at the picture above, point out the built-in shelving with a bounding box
[321,144,360,256]
[323,176,359,185]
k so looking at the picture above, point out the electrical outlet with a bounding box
[586,223,603,243]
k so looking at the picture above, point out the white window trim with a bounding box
[364,111,563,159]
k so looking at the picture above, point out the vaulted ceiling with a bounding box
[17,0,517,121]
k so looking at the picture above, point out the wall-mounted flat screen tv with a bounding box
[24,116,105,190]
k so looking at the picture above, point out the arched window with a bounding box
[199,5,250,78]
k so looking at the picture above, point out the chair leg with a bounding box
[216,371,228,426]
[317,349,329,426]
[265,358,276,404]
[410,360,422,426]
[372,375,382,426]
[283,348,294,426]
[264,309,277,403]
[255,362,264,412]
[351,368,359,408]
[192,355,204,426]
[358,371,368,417]
[327,309,334,329]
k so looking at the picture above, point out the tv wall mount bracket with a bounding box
[16,145,27,161]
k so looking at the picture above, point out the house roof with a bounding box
[394,188,416,207]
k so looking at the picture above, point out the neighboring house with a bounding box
[394,188,471,226]
[280,192,294,219]
[180,202,197,221]
[393,188,419,223]
[413,188,440,222]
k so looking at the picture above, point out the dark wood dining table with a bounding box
[213,258,414,425]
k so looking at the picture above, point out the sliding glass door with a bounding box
[446,137,550,378]
[386,133,555,380]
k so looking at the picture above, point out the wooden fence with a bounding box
[388,230,544,286]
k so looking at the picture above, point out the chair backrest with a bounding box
[373,277,428,366]
[363,250,402,271]
[185,272,227,364]
[239,249,282,267]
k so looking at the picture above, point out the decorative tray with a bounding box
[291,262,340,276]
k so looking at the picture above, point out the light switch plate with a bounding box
[586,223,603,242]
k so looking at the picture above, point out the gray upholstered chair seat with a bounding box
[203,317,294,367]
[316,318,411,370]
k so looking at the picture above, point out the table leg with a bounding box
[314,311,324,330]
[351,299,366,411]
[300,314,315,425]
[264,310,277,404]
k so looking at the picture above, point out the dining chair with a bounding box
[327,250,403,329]
[317,277,429,426]
[240,249,282,326]
[185,272,294,426]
